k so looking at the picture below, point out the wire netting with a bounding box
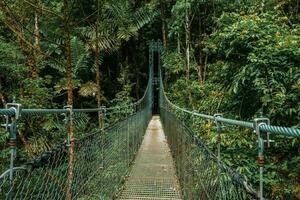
[160,107,257,199]
[0,65,153,200]
[0,103,152,200]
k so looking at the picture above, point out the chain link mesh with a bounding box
[0,104,151,199]
[160,108,257,199]
[0,63,153,199]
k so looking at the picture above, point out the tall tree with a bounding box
[160,0,167,48]
[64,0,74,199]
[185,0,193,108]
[95,0,102,128]
[0,1,38,78]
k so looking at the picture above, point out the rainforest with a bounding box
[0,0,299,199]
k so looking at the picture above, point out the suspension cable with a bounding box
[159,68,300,137]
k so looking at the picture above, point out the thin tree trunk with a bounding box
[95,0,102,128]
[64,0,74,199]
[185,0,193,108]
[95,50,102,128]
[203,54,208,84]
[0,92,6,106]
[177,33,180,53]
[197,16,203,85]
[33,9,41,69]
[160,0,167,48]
[0,2,38,78]
[64,0,73,106]
[197,64,203,85]
[197,39,203,85]
[27,52,38,78]
[185,1,190,82]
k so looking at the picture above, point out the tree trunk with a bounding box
[197,50,208,86]
[203,54,208,85]
[95,0,103,128]
[185,0,193,108]
[0,2,38,78]
[27,53,38,78]
[33,9,41,74]
[95,25,102,128]
[160,0,167,48]
[177,33,180,53]
[197,16,203,85]
[64,0,74,199]
[0,92,6,106]
[64,1,73,106]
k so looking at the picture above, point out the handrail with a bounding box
[159,71,300,138]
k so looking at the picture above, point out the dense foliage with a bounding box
[0,0,158,175]
[0,0,299,199]
[162,0,300,199]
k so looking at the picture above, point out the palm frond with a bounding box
[103,2,129,19]
[133,7,158,30]
[71,37,91,74]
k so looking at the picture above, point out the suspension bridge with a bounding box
[0,41,300,200]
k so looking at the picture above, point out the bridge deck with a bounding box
[119,116,182,200]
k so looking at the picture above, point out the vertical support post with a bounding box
[4,103,21,199]
[100,106,106,169]
[254,118,270,200]
[63,105,74,146]
[64,105,74,200]
[126,106,130,166]
[214,113,223,197]
[214,114,223,163]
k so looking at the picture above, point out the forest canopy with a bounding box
[0,0,299,199]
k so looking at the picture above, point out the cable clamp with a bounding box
[63,105,73,124]
[254,118,273,148]
[214,113,225,133]
[2,103,22,131]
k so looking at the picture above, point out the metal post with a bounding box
[214,114,223,163]
[63,105,74,200]
[3,103,22,199]
[63,105,73,147]
[126,106,130,166]
[100,106,106,169]
[214,113,223,198]
[254,118,271,200]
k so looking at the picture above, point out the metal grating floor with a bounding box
[119,116,182,200]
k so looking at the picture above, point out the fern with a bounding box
[79,81,98,97]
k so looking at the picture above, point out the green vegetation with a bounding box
[0,0,155,168]
[0,0,299,199]
[162,0,300,199]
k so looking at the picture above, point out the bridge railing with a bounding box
[160,107,257,199]
[158,55,300,199]
[0,68,153,199]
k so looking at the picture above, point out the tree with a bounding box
[63,0,75,199]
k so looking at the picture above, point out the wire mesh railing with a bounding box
[160,107,257,199]
[2,107,152,199]
[0,67,153,200]
[158,45,300,199]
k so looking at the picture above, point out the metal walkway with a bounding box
[119,116,182,200]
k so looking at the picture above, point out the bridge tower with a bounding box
[149,40,162,115]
